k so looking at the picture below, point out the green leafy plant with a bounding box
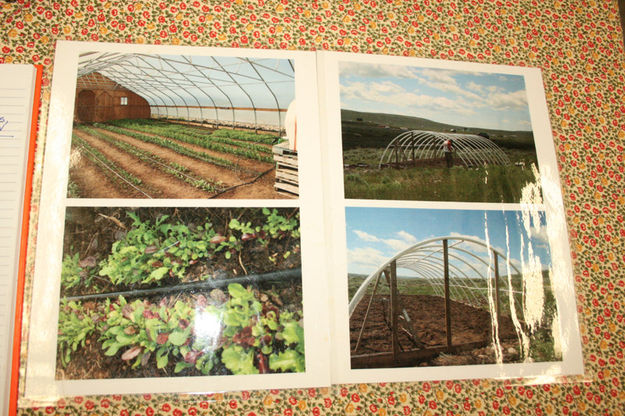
[269,310,305,373]
[95,124,239,172]
[76,125,223,194]
[261,208,300,240]
[99,296,203,372]
[61,253,83,290]
[98,212,216,286]
[61,253,99,291]
[60,282,304,376]
[221,344,259,375]
[57,300,98,367]
[73,134,143,188]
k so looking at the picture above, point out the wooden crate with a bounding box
[272,144,299,196]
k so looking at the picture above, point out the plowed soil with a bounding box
[350,294,521,367]
[69,126,293,199]
[68,149,138,199]
[76,130,213,199]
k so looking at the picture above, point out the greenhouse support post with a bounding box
[390,260,400,362]
[443,239,452,349]
[493,251,502,331]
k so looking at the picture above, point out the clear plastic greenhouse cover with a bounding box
[77,52,295,130]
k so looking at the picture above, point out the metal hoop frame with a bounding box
[379,130,511,168]
[76,52,295,131]
[348,236,524,317]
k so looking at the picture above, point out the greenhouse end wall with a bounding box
[74,72,150,123]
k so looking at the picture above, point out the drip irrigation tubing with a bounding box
[63,267,302,303]
[77,143,153,199]
[209,166,275,199]
[88,128,222,192]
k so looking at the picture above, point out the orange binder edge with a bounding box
[9,64,43,416]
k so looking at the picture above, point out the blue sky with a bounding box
[339,62,532,131]
[345,207,551,277]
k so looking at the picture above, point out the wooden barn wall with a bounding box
[74,88,151,123]
[75,73,151,122]
[2,0,624,415]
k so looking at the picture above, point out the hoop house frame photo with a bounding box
[344,206,561,371]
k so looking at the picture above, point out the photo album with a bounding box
[23,41,582,400]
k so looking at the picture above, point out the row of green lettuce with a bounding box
[62,208,300,292]
[58,282,305,376]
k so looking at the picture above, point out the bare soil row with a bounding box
[68,126,285,199]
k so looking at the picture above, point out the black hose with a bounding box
[63,267,302,303]
[209,166,275,199]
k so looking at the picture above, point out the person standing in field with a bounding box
[443,138,454,168]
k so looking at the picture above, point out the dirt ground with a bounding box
[69,126,295,199]
[350,294,522,367]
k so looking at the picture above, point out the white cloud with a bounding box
[396,230,417,244]
[420,68,457,84]
[347,246,388,270]
[487,89,528,110]
[353,229,418,253]
[380,230,419,252]
[353,229,380,242]
[382,238,413,252]
[341,81,476,115]
[418,69,484,102]
[423,80,483,102]
[530,223,549,244]
[340,62,419,79]
[466,81,484,93]
[369,80,405,94]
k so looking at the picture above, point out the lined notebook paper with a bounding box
[0,64,39,415]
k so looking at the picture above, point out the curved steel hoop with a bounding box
[379,130,511,168]
[348,235,523,317]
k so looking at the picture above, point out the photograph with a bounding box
[68,53,299,199]
[56,207,304,380]
[345,206,560,369]
[340,62,540,202]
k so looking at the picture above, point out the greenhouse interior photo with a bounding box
[69,52,299,200]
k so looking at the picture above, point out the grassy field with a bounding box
[344,163,538,202]
[341,109,536,151]
[341,110,540,203]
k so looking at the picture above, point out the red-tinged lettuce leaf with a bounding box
[184,350,202,364]
[121,346,142,361]
[209,234,226,244]
[156,333,169,345]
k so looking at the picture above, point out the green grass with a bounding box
[344,163,538,203]
[341,109,536,151]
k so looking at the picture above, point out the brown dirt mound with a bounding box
[350,294,521,366]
